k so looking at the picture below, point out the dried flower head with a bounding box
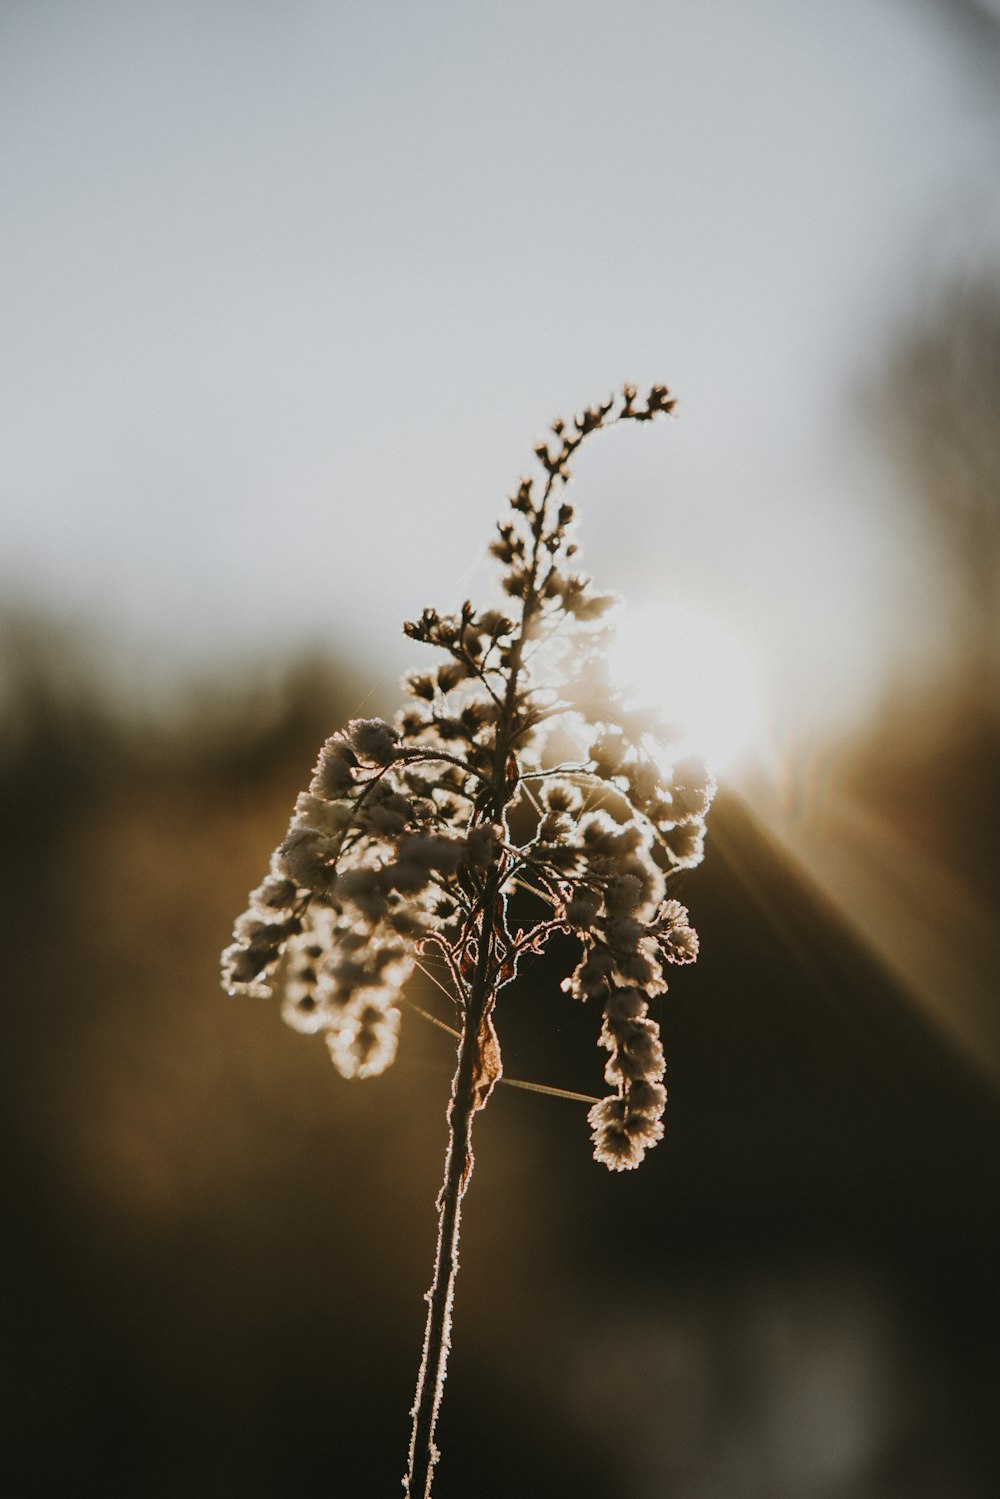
[221,382,713,1171]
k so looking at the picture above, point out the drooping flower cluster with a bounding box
[222,383,715,1169]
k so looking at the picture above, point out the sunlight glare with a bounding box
[607,600,764,776]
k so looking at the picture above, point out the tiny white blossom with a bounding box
[327,997,401,1079]
[220,384,713,1498]
[345,717,401,766]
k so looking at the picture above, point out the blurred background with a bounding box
[2,1,999,1494]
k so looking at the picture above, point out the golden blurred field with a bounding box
[2,609,998,1498]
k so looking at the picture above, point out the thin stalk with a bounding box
[404,472,561,1495]
[404,866,502,1499]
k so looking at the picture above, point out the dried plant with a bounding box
[221,384,715,1496]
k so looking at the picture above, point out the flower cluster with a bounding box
[221,383,714,1169]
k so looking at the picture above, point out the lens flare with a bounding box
[607,599,764,776]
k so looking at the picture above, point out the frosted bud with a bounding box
[404,671,437,700]
[538,811,572,843]
[361,790,413,836]
[327,1000,401,1080]
[281,987,328,1035]
[602,1018,665,1084]
[564,887,602,929]
[542,781,582,816]
[658,918,698,963]
[279,826,335,892]
[221,940,275,994]
[587,1097,648,1171]
[562,945,615,1001]
[604,874,643,918]
[669,758,717,822]
[625,758,661,808]
[294,792,353,839]
[436,661,470,693]
[659,819,706,869]
[626,1078,667,1117]
[603,986,648,1023]
[249,873,298,912]
[465,823,503,869]
[335,865,390,920]
[622,1112,664,1148]
[345,717,401,766]
[590,729,629,778]
[310,735,357,798]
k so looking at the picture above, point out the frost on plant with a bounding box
[221,382,714,1174]
[222,384,715,1494]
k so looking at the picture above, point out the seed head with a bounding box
[221,385,711,1170]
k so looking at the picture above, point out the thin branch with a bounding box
[402,994,600,1107]
[400,746,494,791]
[499,1077,600,1105]
[402,989,461,1040]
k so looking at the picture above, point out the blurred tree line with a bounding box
[1,270,999,1497]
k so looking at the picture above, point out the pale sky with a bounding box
[2,0,998,745]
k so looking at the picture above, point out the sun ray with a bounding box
[736,774,1000,1085]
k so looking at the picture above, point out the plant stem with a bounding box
[405,479,558,1494]
[403,866,501,1499]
